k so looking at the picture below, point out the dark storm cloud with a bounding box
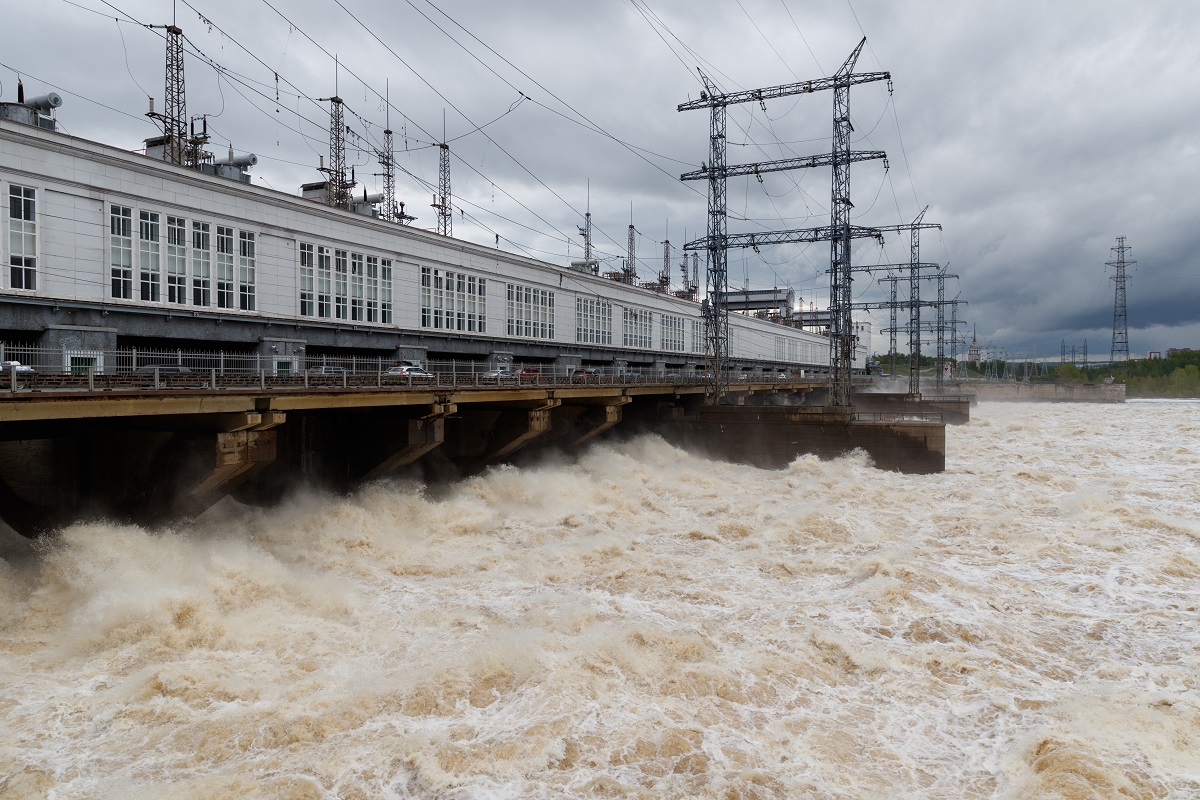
[3,0,1198,355]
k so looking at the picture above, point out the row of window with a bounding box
[9,185,37,291]
[110,205,255,310]
[299,243,394,324]
[622,308,652,349]
[660,315,686,352]
[576,297,613,345]
[420,267,486,332]
[507,283,555,340]
[4,186,816,361]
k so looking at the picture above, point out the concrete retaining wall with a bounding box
[951,382,1125,403]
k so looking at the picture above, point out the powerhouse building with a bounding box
[0,97,865,376]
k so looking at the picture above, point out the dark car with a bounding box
[571,367,600,383]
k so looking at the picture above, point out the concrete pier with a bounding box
[0,377,948,536]
[656,405,945,475]
[950,382,1125,403]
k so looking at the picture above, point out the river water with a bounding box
[1,400,1198,799]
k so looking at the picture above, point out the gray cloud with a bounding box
[3,0,1198,356]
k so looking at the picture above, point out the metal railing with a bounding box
[853,411,944,423]
[1,343,832,395]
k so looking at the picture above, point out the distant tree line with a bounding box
[1058,348,1200,398]
[872,348,1200,397]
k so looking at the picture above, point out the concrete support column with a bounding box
[256,337,306,377]
[361,403,455,481]
[41,325,118,374]
[554,353,582,378]
[392,345,428,368]
[487,351,514,371]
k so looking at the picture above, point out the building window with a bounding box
[110,204,133,299]
[166,216,187,304]
[238,231,255,311]
[381,259,393,325]
[317,246,331,318]
[191,221,211,306]
[622,308,652,349]
[350,252,364,321]
[138,211,161,302]
[7,185,36,290]
[299,242,314,316]
[661,314,685,352]
[421,266,485,332]
[506,283,554,340]
[333,249,348,320]
[365,256,378,322]
[691,318,704,354]
[575,297,613,345]
[215,225,234,309]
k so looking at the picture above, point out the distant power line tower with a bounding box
[1107,236,1133,364]
[433,143,452,236]
[625,222,637,284]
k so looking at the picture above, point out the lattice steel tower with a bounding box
[433,143,452,236]
[147,20,187,166]
[316,94,351,209]
[1107,236,1132,364]
[625,222,637,284]
[678,40,890,404]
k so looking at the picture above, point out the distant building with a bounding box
[967,326,982,364]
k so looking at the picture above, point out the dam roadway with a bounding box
[0,372,949,537]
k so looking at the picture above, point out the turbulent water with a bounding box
[1,400,1198,799]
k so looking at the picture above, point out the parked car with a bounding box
[134,364,192,374]
[571,367,600,383]
[514,367,540,378]
[1,360,35,374]
[481,368,515,381]
[386,365,435,382]
[308,365,348,376]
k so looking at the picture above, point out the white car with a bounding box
[1,360,34,374]
[386,365,435,382]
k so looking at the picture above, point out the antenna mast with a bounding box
[380,82,397,222]
[434,142,452,236]
[1107,235,1132,365]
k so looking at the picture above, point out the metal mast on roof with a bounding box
[433,112,452,236]
[148,6,187,167]
[380,81,397,222]
[317,59,351,210]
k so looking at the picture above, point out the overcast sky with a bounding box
[4,0,1199,359]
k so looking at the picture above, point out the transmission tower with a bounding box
[146,21,187,166]
[880,274,901,376]
[868,209,941,395]
[678,39,890,405]
[1107,235,1132,365]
